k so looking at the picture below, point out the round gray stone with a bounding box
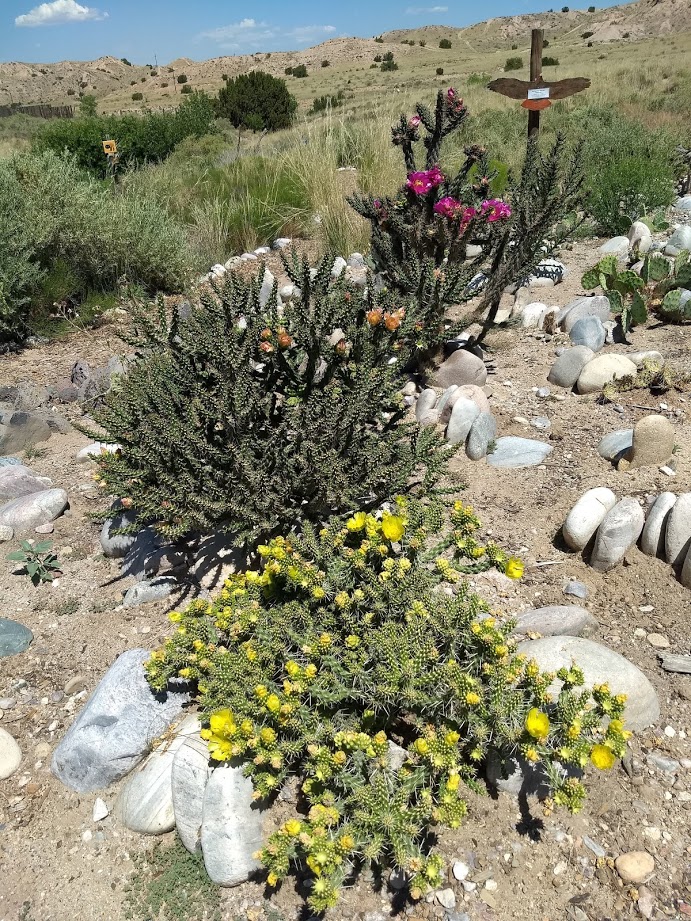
[597,429,633,462]
[590,497,645,572]
[415,388,438,423]
[569,315,606,352]
[512,605,597,638]
[430,350,487,389]
[466,412,497,460]
[665,493,691,566]
[446,397,480,445]
[0,728,22,780]
[641,492,677,558]
[0,618,34,657]
[563,487,617,551]
[518,636,660,730]
[548,346,595,389]
[558,296,611,333]
[0,488,68,533]
[486,437,553,468]
[577,354,637,395]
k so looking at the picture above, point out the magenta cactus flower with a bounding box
[433,196,463,219]
[408,114,421,128]
[406,167,445,195]
[481,199,512,222]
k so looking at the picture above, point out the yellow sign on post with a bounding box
[102,140,117,155]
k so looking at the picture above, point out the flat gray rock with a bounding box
[569,315,606,353]
[577,354,637,395]
[51,648,189,792]
[0,465,52,502]
[668,225,691,250]
[598,236,630,259]
[201,765,266,887]
[512,605,597,638]
[0,488,68,533]
[430,350,487,389]
[558,296,611,333]
[123,577,177,608]
[100,503,139,558]
[172,733,210,853]
[487,437,552,469]
[466,412,497,460]
[518,636,660,730]
[640,493,677,557]
[415,388,438,423]
[598,429,633,462]
[548,346,595,389]
[446,397,480,445]
[0,411,52,455]
[0,617,34,657]
[590,497,645,571]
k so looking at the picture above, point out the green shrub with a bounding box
[562,5,570,10]
[582,30,594,38]
[177,74,188,84]
[35,91,216,177]
[419,40,426,46]
[439,38,452,49]
[79,94,97,117]
[588,4,595,10]
[67,88,75,96]
[180,84,193,94]
[436,67,444,76]
[215,71,296,132]
[381,60,399,72]
[321,59,330,67]
[544,39,550,47]
[374,36,384,43]
[147,497,630,914]
[581,255,647,332]
[285,66,293,75]
[132,92,144,101]
[121,57,132,66]
[374,54,382,62]
[87,253,449,544]
[292,64,308,78]
[310,94,343,115]
[505,56,524,71]
[543,56,560,66]
[587,153,676,234]
[511,44,518,50]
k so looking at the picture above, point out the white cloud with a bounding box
[15,0,108,27]
[405,5,449,13]
[197,19,337,51]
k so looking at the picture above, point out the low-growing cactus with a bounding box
[581,254,647,332]
[147,498,630,913]
[643,249,691,321]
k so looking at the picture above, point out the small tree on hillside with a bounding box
[79,94,97,117]
[439,38,452,49]
[215,71,297,132]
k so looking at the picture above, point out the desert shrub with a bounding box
[87,253,449,544]
[66,88,75,96]
[321,59,330,67]
[121,57,132,66]
[587,151,675,233]
[511,44,518,50]
[467,72,491,86]
[375,36,384,42]
[562,5,570,10]
[147,497,630,913]
[543,38,550,46]
[79,94,97,117]
[285,66,293,75]
[436,67,444,76]
[132,92,144,101]
[292,64,308,78]
[505,56,523,71]
[543,56,560,66]
[180,85,193,94]
[215,71,296,132]
[160,81,169,88]
[310,94,343,114]
[374,54,382,62]
[349,88,585,352]
[419,39,426,46]
[36,91,216,177]
[588,41,594,46]
[588,4,595,9]
[177,74,188,84]
[582,30,594,38]
[439,38,452,49]
[381,53,398,72]
[131,80,137,86]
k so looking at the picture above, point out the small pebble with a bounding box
[564,580,588,599]
[484,879,498,891]
[647,633,670,649]
[452,861,470,881]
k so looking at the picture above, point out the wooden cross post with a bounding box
[487,28,591,138]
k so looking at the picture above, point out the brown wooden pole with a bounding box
[528,28,543,138]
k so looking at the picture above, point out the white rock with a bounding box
[563,488,617,550]
[211,264,227,277]
[0,488,68,533]
[116,715,200,835]
[446,397,480,444]
[415,388,438,423]
[452,860,470,881]
[172,733,210,853]
[0,728,21,780]
[668,225,691,251]
[629,350,663,368]
[590,497,645,571]
[258,268,274,308]
[93,797,109,822]
[254,246,271,256]
[665,493,691,566]
[558,295,611,332]
[201,764,266,887]
[279,284,295,300]
[273,237,292,250]
[576,354,637,395]
[599,236,630,259]
[628,221,653,255]
[640,492,676,558]
[331,256,347,278]
[76,442,120,463]
[520,302,549,328]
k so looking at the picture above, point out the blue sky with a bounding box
[1,0,609,63]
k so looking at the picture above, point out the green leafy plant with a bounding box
[180,85,192,95]
[79,94,97,117]
[85,253,450,545]
[505,56,524,71]
[439,38,452,49]
[215,71,297,132]
[292,64,308,78]
[587,154,676,234]
[8,539,61,586]
[147,498,630,913]
[177,74,188,84]
[543,56,560,66]
[581,254,646,332]
[132,92,143,101]
[381,52,399,72]
[643,249,691,321]
[349,88,585,354]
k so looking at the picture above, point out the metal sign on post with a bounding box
[487,28,591,137]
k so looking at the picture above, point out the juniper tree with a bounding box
[85,253,451,546]
[349,88,585,354]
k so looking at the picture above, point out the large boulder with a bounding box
[577,355,637,395]
[51,648,189,792]
[0,488,68,533]
[0,411,52,455]
[201,765,267,887]
[518,636,660,730]
[563,487,617,551]
[548,346,595,389]
[0,464,52,502]
[590,497,645,571]
[430,350,487,389]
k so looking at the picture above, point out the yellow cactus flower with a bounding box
[312,586,326,599]
[284,819,302,837]
[444,730,460,746]
[465,692,481,706]
[334,592,350,608]
[446,773,460,791]
[345,635,360,649]
[209,709,234,735]
[505,557,524,579]
[318,633,332,647]
[381,513,405,542]
[254,684,268,699]
[591,744,616,770]
[413,738,429,756]
[260,727,277,744]
[525,747,539,763]
[304,664,317,679]
[347,512,367,531]
[168,611,182,623]
[267,871,279,887]
[525,707,550,740]
[266,694,281,713]
[285,660,301,678]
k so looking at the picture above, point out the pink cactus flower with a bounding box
[426,165,445,187]
[461,205,478,224]
[406,167,445,196]
[434,196,463,219]
[447,87,456,101]
[408,114,421,128]
[481,199,512,222]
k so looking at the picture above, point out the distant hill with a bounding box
[1,0,689,110]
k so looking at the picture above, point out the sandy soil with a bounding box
[0,238,690,921]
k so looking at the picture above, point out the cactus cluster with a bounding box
[146,497,630,913]
[643,249,691,321]
[581,255,647,333]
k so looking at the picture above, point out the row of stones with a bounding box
[563,487,691,586]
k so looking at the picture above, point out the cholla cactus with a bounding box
[82,252,450,545]
[147,497,630,913]
[350,88,585,354]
